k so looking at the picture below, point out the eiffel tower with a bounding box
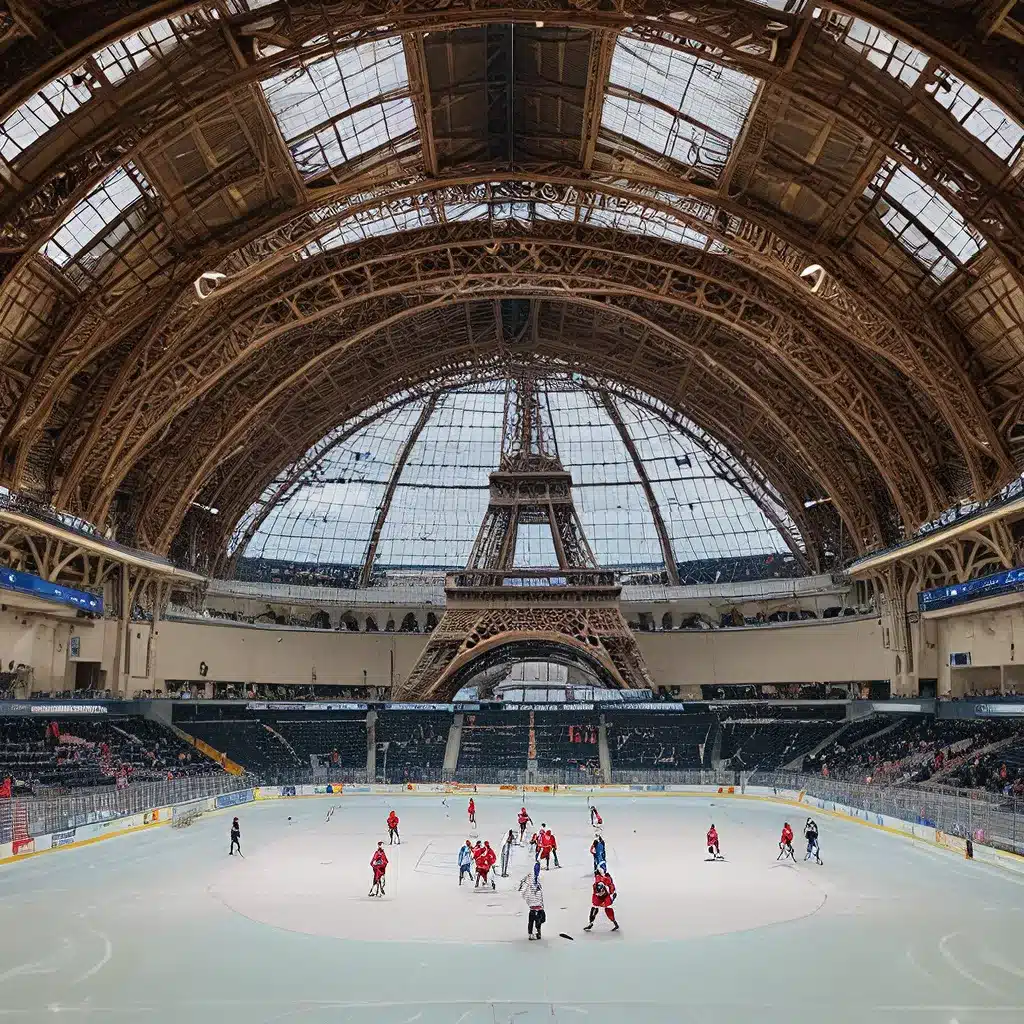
[396,373,655,701]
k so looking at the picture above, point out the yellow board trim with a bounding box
[5,787,1024,872]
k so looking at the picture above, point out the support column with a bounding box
[598,714,611,783]
[599,392,680,585]
[366,710,377,782]
[444,713,463,775]
[112,565,130,696]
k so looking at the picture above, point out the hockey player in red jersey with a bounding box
[387,810,400,845]
[369,842,389,897]
[518,807,532,840]
[707,824,722,859]
[584,869,619,932]
[468,798,477,826]
[778,822,796,861]
[474,840,496,889]
[539,828,555,870]
[590,804,602,827]
[547,829,560,868]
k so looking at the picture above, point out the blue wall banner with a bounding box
[972,703,1024,717]
[215,790,254,809]
[0,567,102,614]
[919,565,1024,612]
[0,701,108,716]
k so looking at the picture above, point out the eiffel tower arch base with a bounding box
[396,597,655,702]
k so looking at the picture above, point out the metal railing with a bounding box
[0,773,253,844]
[7,766,1024,859]
[753,771,1024,856]
[0,490,177,568]
[204,572,850,609]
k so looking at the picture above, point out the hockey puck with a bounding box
[559,933,574,941]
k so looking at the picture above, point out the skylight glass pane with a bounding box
[745,0,805,10]
[618,405,791,563]
[303,202,439,256]
[575,483,664,567]
[93,19,189,85]
[841,18,929,87]
[514,524,562,567]
[373,389,502,567]
[42,163,150,268]
[236,378,801,576]
[0,69,92,163]
[301,192,726,259]
[546,390,638,487]
[245,402,425,566]
[867,159,985,282]
[603,37,758,175]
[931,70,1024,163]
[260,37,415,178]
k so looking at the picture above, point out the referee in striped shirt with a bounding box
[519,861,546,940]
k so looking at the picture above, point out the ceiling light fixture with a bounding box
[194,271,226,300]
[799,264,825,293]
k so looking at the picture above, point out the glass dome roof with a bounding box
[230,375,803,580]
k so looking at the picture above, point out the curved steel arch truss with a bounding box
[54,226,951,527]
[0,0,1020,576]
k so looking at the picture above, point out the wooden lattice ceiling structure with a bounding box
[0,0,1022,575]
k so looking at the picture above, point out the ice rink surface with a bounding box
[2,793,1024,1024]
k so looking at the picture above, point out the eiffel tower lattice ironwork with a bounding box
[396,373,655,701]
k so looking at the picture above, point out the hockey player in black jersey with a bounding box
[804,817,822,864]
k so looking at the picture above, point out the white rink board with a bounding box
[1,791,1024,1024]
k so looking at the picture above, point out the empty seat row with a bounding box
[375,712,449,782]
[273,717,367,774]
[606,715,713,771]
[533,714,601,775]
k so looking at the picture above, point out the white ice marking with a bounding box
[938,933,1002,995]
[981,950,1024,981]
[0,961,57,983]
[73,931,112,984]
[905,946,933,979]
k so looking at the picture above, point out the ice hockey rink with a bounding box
[2,793,1023,1024]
